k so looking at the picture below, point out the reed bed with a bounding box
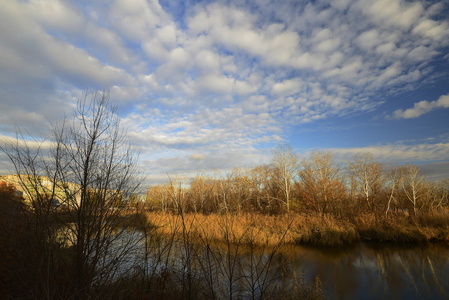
[142,211,449,247]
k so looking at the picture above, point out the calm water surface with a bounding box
[113,228,449,299]
[281,243,449,299]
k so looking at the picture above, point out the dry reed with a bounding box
[143,211,449,247]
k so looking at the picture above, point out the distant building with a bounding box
[0,174,122,208]
[0,174,81,206]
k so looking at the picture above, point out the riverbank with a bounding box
[142,211,449,247]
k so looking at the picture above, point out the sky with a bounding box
[1,0,449,184]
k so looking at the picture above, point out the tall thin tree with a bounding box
[271,143,298,212]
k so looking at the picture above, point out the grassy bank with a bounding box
[142,211,449,247]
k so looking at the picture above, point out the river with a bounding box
[110,228,449,299]
[279,242,449,299]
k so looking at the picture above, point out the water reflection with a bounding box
[111,228,449,299]
[280,243,449,299]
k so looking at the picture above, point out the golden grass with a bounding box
[354,212,449,243]
[142,211,449,247]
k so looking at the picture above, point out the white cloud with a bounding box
[187,4,301,67]
[28,0,84,33]
[394,94,449,119]
[196,74,234,94]
[0,1,134,90]
[314,37,341,53]
[242,96,270,113]
[189,153,205,161]
[324,57,364,81]
[271,78,303,97]
[328,141,449,163]
[412,19,449,41]
[371,62,402,88]
[234,80,257,95]
[357,29,381,50]
[194,50,221,72]
[362,0,423,29]
[407,46,438,62]
[109,0,168,41]
[83,23,137,66]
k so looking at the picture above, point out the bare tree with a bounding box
[385,167,403,218]
[401,164,425,215]
[147,184,171,212]
[271,143,298,212]
[1,91,142,299]
[347,153,384,214]
[299,151,343,215]
[189,174,210,213]
[427,178,449,211]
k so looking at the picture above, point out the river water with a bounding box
[110,227,449,299]
[280,242,449,299]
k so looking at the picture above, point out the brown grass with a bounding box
[355,213,449,244]
[143,211,449,247]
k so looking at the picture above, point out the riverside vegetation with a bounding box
[1,91,448,299]
[144,147,449,247]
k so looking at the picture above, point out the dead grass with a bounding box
[354,212,449,244]
[143,211,449,247]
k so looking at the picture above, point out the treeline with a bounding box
[146,145,449,219]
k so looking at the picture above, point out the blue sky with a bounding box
[1,0,449,184]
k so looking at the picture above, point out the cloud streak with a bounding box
[328,142,449,163]
[393,94,449,119]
